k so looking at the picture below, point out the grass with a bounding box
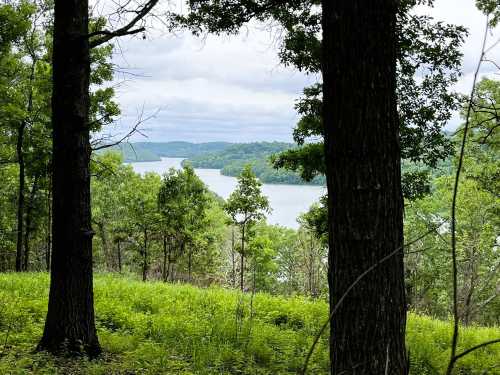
[0,273,498,374]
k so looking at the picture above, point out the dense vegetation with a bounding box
[1,273,499,374]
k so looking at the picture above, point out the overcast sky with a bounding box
[104,0,500,143]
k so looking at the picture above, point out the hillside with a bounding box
[1,273,499,374]
[102,142,232,162]
[184,142,326,185]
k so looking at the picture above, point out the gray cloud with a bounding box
[104,0,498,142]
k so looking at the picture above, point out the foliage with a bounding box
[0,0,121,272]
[467,78,499,150]
[476,0,500,26]
[172,1,466,197]
[404,79,500,326]
[225,165,270,228]
[225,165,270,290]
[0,273,499,374]
[186,141,325,185]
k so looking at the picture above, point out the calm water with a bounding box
[128,158,325,229]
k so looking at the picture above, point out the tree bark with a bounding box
[38,0,100,356]
[322,1,407,374]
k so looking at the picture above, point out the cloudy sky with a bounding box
[104,0,499,143]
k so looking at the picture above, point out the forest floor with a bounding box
[0,273,498,374]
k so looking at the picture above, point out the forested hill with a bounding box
[183,142,327,185]
[103,141,232,162]
[107,141,326,185]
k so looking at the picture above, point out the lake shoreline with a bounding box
[127,157,325,229]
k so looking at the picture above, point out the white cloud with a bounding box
[105,0,498,141]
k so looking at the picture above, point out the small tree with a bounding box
[158,165,210,282]
[225,165,270,291]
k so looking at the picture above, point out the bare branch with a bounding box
[89,0,159,49]
[452,339,500,363]
[91,106,158,152]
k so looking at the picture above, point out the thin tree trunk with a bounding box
[16,56,37,272]
[162,235,167,282]
[15,121,26,272]
[188,246,192,282]
[117,240,122,273]
[45,183,51,272]
[240,225,245,291]
[97,222,111,271]
[322,1,407,373]
[23,174,40,271]
[231,226,236,288]
[167,238,173,282]
[38,0,100,356]
[142,228,148,282]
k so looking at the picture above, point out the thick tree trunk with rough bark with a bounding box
[38,0,100,356]
[321,1,407,374]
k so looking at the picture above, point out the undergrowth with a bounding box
[0,273,498,374]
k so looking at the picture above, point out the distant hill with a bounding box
[184,142,326,185]
[103,141,326,185]
[101,142,232,162]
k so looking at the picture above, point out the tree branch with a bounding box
[89,0,159,48]
[445,14,490,375]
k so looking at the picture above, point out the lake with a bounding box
[128,158,326,229]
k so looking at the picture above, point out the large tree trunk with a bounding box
[322,1,407,374]
[38,0,100,356]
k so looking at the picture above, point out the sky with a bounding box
[103,0,500,143]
